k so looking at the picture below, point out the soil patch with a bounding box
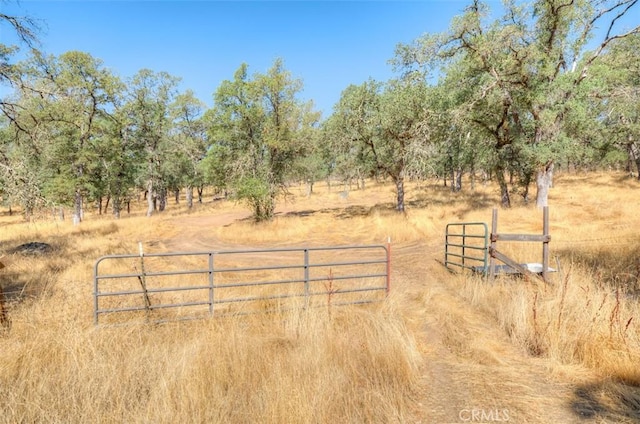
[9,242,54,255]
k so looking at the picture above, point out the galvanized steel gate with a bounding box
[94,244,390,325]
[444,222,489,273]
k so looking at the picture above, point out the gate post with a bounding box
[208,253,215,315]
[386,237,391,296]
[489,209,498,283]
[542,206,550,282]
[0,259,9,330]
[303,249,310,308]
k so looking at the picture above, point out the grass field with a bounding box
[1,172,639,423]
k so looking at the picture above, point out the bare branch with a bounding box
[603,0,638,41]
[577,26,640,85]
[0,7,41,48]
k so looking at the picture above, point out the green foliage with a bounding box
[1,50,125,218]
[328,78,430,210]
[2,1,639,220]
[234,176,274,222]
[392,0,640,206]
[206,59,319,221]
[124,69,182,215]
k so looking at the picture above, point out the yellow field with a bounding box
[1,172,639,423]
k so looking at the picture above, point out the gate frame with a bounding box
[444,222,489,272]
[488,206,551,282]
[93,243,391,325]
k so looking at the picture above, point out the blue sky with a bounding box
[2,1,637,118]
[1,0,473,117]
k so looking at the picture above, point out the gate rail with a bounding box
[94,244,390,325]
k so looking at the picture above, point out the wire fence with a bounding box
[1,227,638,323]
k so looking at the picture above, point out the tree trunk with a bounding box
[306,180,313,197]
[158,187,167,212]
[186,186,194,208]
[470,161,476,191]
[174,188,180,204]
[451,168,462,192]
[535,162,554,209]
[496,166,511,208]
[72,189,83,225]
[146,180,154,217]
[395,175,405,212]
[628,142,640,180]
[197,186,204,203]
[113,196,121,219]
[521,171,533,204]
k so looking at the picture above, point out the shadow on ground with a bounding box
[571,381,640,422]
[276,203,399,220]
[555,243,640,295]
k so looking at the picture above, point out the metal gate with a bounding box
[444,222,489,273]
[444,208,553,282]
[94,244,390,325]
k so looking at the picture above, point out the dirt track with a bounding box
[153,200,618,424]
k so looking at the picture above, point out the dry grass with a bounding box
[1,304,420,423]
[1,172,640,423]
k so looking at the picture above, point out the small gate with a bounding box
[444,207,553,282]
[94,244,390,325]
[444,222,489,272]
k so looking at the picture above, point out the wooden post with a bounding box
[542,206,550,283]
[137,242,152,314]
[0,260,9,330]
[489,208,498,282]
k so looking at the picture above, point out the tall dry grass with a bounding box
[458,175,639,359]
[452,173,640,422]
[1,302,420,423]
[1,172,640,422]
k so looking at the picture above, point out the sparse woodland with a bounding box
[1,1,639,222]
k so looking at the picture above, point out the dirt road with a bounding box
[154,201,622,424]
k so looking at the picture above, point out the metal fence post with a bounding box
[208,252,215,315]
[489,208,498,283]
[304,249,310,308]
[542,206,550,283]
[93,260,100,326]
[461,224,467,269]
[386,237,391,296]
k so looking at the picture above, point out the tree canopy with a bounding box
[1,0,639,222]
